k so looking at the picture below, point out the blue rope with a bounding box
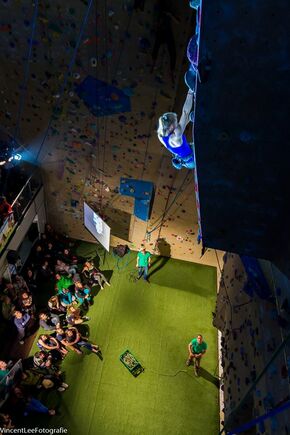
[188,2,204,243]
[35,0,94,162]
[13,0,39,146]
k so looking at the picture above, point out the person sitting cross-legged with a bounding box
[55,273,73,294]
[39,312,61,331]
[65,306,89,326]
[32,351,68,392]
[62,327,101,356]
[37,334,68,358]
[48,295,66,315]
[74,280,92,307]
[55,327,81,354]
[58,287,76,309]
[186,334,207,376]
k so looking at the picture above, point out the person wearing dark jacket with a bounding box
[39,312,60,331]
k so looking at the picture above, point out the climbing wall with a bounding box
[215,253,290,434]
[195,0,290,263]
[0,0,221,267]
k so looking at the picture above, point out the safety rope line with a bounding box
[13,0,39,146]
[2,1,39,195]
[147,170,191,237]
[35,0,94,162]
[189,2,203,245]
[99,0,109,214]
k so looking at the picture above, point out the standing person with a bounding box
[13,311,31,345]
[136,246,151,282]
[186,334,207,376]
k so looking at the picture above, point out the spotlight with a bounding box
[13,153,22,161]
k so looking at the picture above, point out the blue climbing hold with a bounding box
[184,65,197,92]
[187,34,199,68]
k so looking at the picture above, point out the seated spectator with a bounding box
[55,259,77,276]
[24,268,38,292]
[3,282,17,303]
[21,369,68,393]
[13,311,31,344]
[39,312,60,331]
[82,261,110,290]
[74,280,92,307]
[40,232,48,245]
[1,295,15,321]
[33,351,53,371]
[58,288,76,308]
[30,352,68,393]
[55,273,73,293]
[12,275,29,298]
[0,413,14,430]
[48,295,66,315]
[44,223,57,242]
[44,241,56,262]
[32,244,44,267]
[18,292,36,316]
[60,248,78,265]
[11,386,56,417]
[0,196,13,225]
[55,327,80,354]
[63,327,101,356]
[37,334,68,358]
[66,306,89,326]
[38,260,54,281]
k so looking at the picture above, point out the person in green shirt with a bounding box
[136,246,151,282]
[186,334,207,376]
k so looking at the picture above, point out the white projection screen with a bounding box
[83,202,111,252]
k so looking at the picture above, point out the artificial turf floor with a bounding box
[32,243,219,435]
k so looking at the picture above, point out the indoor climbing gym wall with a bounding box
[0,0,221,266]
[215,253,290,434]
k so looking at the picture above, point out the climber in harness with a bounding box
[157,89,195,170]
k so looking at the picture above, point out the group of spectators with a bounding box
[0,223,110,427]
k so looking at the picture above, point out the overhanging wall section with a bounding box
[195,1,290,261]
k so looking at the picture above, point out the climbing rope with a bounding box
[35,0,94,162]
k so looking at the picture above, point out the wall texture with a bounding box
[0,0,221,267]
[215,253,290,434]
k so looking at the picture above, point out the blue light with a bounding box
[13,153,22,161]
[189,0,201,9]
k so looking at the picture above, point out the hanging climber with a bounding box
[157,89,195,169]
